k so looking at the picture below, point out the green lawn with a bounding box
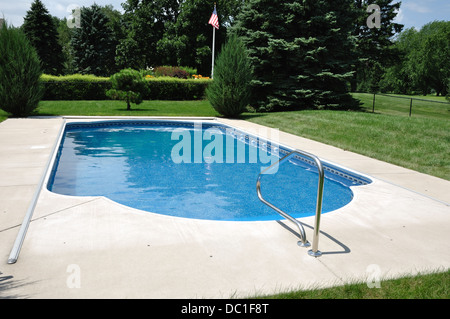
[253,269,449,299]
[244,109,449,180]
[35,100,220,117]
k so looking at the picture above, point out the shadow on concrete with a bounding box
[0,272,34,299]
[276,220,351,255]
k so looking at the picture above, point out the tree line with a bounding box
[12,0,450,111]
[377,21,449,96]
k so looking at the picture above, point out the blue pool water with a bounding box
[47,121,371,221]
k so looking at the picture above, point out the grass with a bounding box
[34,99,220,117]
[252,269,449,299]
[244,109,450,180]
[0,111,8,122]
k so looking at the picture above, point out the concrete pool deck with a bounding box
[0,116,449,299]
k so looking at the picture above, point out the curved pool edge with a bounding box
[38,181,375,224]
[45,117,373,222]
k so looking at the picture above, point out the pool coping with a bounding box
[1,116,449,299]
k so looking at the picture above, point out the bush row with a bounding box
[40,74,210,100]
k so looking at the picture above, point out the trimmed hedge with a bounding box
[145,77,210,100]
[41,74,210,100]
[41,74,110,100]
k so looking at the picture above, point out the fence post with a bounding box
[372,93,376,113]
[409,98,412,117]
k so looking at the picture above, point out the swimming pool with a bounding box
[47,120,372,221]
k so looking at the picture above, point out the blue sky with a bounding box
[1,0,449,31]
[393,0,450,30]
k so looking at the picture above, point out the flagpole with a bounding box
[211,3,216,79]
[211,25,215,79]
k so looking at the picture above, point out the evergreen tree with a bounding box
[206,35,253,117]
[233,0,359,111]
[22,0,64,75]
[71,4,115,76]
[0,22,43,117]
[55,17,76,75]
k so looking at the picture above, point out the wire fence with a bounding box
[364,93,450,120]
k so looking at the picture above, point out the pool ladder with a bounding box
[256,150,324,257]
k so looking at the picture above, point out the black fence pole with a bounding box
[409,98,412,117]
[373,93,376,113]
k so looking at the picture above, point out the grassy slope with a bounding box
[244,110,449,180]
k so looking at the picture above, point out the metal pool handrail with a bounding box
[8,118,67,264]
[256,150,325,257]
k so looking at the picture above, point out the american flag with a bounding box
[208,6,219,29]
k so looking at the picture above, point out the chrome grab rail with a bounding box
[256,150,325,257]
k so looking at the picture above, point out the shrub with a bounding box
[178,66,197,77]
[106,69,148,110]
[41,74,111,100]
[145,77,210,100]
[0,21,44,117]
[206,35,253,118]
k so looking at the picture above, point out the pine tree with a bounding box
[22,0,64,75]
[0,22,43,117]
[71,4,115,76]
[233,0,359,111]
[206,35,253,117]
